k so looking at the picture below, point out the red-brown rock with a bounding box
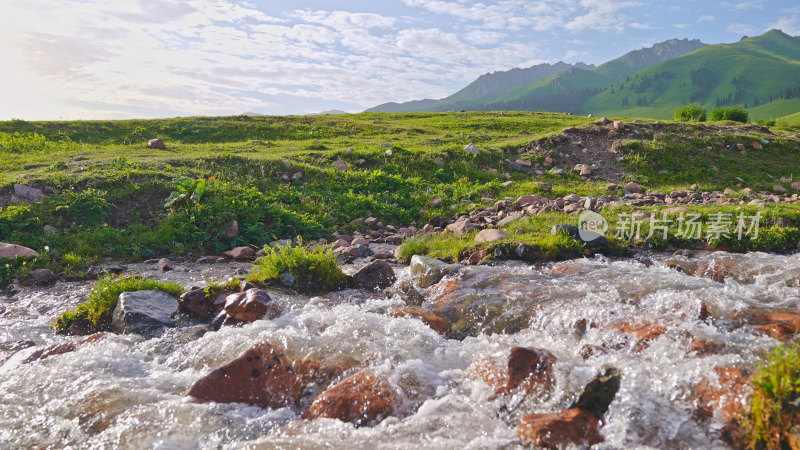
[223,289,280,322]
[605,320,667,351]
[472,347,557,396]
[692,365,750,422]
[517,408,603,449]
[22,333,107,364]
[179,288,211,318]
[224,246,255,260]
[507,347,557,392]
[306,370,398,426]
[187,344,304,409]
[0,242,39,260]
[390,306,449,335]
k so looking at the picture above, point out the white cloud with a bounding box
[769,16,800,36]
[697,15,715,23]
[673,23,688,29]
[565,0,643,33]
[726,22,757,35]
[629,22,655,30]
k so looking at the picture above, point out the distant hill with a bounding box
[367,38,706,114]
[308,109,349,115]
[368,31,800,120]
[366,62,593,113]
[582,29,800,118]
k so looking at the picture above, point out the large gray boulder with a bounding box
[111,290,179,337]
[409,255,463,288]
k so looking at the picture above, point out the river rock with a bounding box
[22,333,107,364]
[111,290,179,336]
[692,365,750,422]
[606,320,667,352]
[224,289,280,322]
[474,229,510,243]
[224,246,255,260]
[625,182,643,193]
[22,269,55,286]
[445,217,475,236]
[390,306,449,335]
[187,343,304,409]
[409,255,463,288]
[157,258,175,272]
[13,184,43,202]
[0,243,39,260]
[517,408,604,449]
[474,346,557,394]
[178,288,211,319]
[147,138,166,149]
[351,260,396,291]
[570,367,621,419]
[306,370,398,427]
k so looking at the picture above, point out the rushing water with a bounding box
[1,252,798,449]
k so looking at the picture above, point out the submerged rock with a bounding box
[473,346,557,394]
[187,343,304,409]
[306,370,398,427]
[111,291,178,336]
[517,408,604,449]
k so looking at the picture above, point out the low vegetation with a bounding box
[674,103,707,122]
[248,241,346,293]
[53,276,184,334]
[743,343,800,449]
[709,106,749,123]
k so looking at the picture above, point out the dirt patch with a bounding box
[515,121,779,182]
[107,185,171,228]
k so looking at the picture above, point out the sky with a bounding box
[0,0,798,120]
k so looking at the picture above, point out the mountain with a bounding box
[593,38,706,81]
[582,29,800,118]
[366,62,593,113]
[367,38,706,113]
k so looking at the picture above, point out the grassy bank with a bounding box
[1,112,800,284]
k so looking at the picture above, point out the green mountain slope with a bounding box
[369,37,709,114]
[583,30,800,118]
[367,62,593,113]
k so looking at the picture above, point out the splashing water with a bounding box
[1,252,797,449]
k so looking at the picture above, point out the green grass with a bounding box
[743,343,800,449]
[1,111,799,280]
[248,241,346,293]
[53,276,184,334]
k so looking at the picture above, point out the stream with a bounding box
[1,251,798,449]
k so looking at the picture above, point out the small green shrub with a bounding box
[709,106,749,123]
[248,241,345,293]
[53,275,184,334]
[0,132,47,153]
[674,103,707,122]
[743,343,800,449]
